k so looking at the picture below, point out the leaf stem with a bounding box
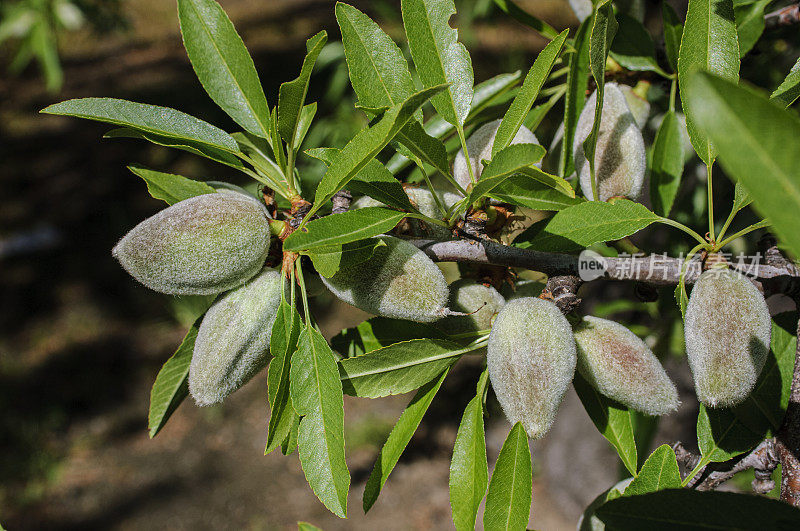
[714,220,771,251]
[657,217,708,245]
[707,162,715,244]
[456,124,477,186]
[416,156,447,217]
[681,456,709,487]
[295,260,312,325]
[669,77,677,112]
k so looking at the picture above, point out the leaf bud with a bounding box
[453,119,541,191]
[487,297,577,439]
[573,316,679,415]
[573,82,646,202]
[189,268,283,406]
[684,268,771,407]
[112,192,271,295]
[321,235,449,323]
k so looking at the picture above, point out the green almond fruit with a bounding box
[320,235,449,323]
[189,268,283,406]
[438,279,505,335]
[488,297,577,439]
[685,268,771,408]
[574,316,679,415]
[112,192,271,295]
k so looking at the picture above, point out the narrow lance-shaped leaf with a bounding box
[559,17,592,177]
[623,445,681,496]
[493,29,568,156]
[734,0,770,57]
[311,84,447,215]
[469,143,545,201]
[483,422,532,531]
[610,13,665,75]
[307,239,386,279]
[290,326,350,518]
[661,2,682,72]
[596,490,800,529]
[293,102,317,150]
[514,199,660,253]
[685,71,800,258]
[697,404,761,463]
[450,370,489,531]
[105,128,245,170]
[284,207,412,252]
[402,0,474,127]
[127,165,215,206]
[490,177,586,211]
[574,373,638,475]
[678,0,740,166]
[491,0,559,40]
[149,317,207,438]
[338,338,465,398]
[306,147,415,211]
[336,2,417,113]
[41,98,239,153]
[331,317,449,358]
[771,56,800,108]
[583,0,618,195]
[266,294,303,454]
[649,111,685,216]
[177,0,271,138]
[278,31,327,144]
[363,369,449,512]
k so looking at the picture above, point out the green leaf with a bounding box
[493,30,568,156]
[684,71,800,258]
[514,199,660,253]
[282,414,300,456]
[41,98,239,153]
[331,317,450,357]
[234,131,288,184]
[402,0,474,127]
[771,56,800,108]
[177,0,271,138]
[449,377,489,531]
[732,313,798,435]
[490,176,585,211]
[306,147,415,211]
[127,165,215,205]
[732,180,752,214]
[483,422,532,531]
[293,102,317,150]
[363,369,448,512]
[338,338,465,398]
[649,111,685,216]
[678,0,740,166]
[610,13,664,74]
[661,2,682,72]
[583,0,619,190]
[105,128,245,170]
[307,239,386,278]
[574,373,638,475]
[284,208,409,252]
[623,445,681,496]
[291,326,350,518]
[697,405,761,463]
[394,120,451,178]
[385,71,523,175]
[148,318,203,438]
[734,0,769,57]
[266,297,303,454]
[467,143,546,202]
[596,489,800,529]
[491,0,559,40]
[312,84,447,213]
[559,17,592,177]
[336,2,417,113]
[278,31,327,143]
[297,522,323,531]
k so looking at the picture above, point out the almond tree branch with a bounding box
[673,440,779,493]
[766,3,800,29]
[408,238,800,294]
